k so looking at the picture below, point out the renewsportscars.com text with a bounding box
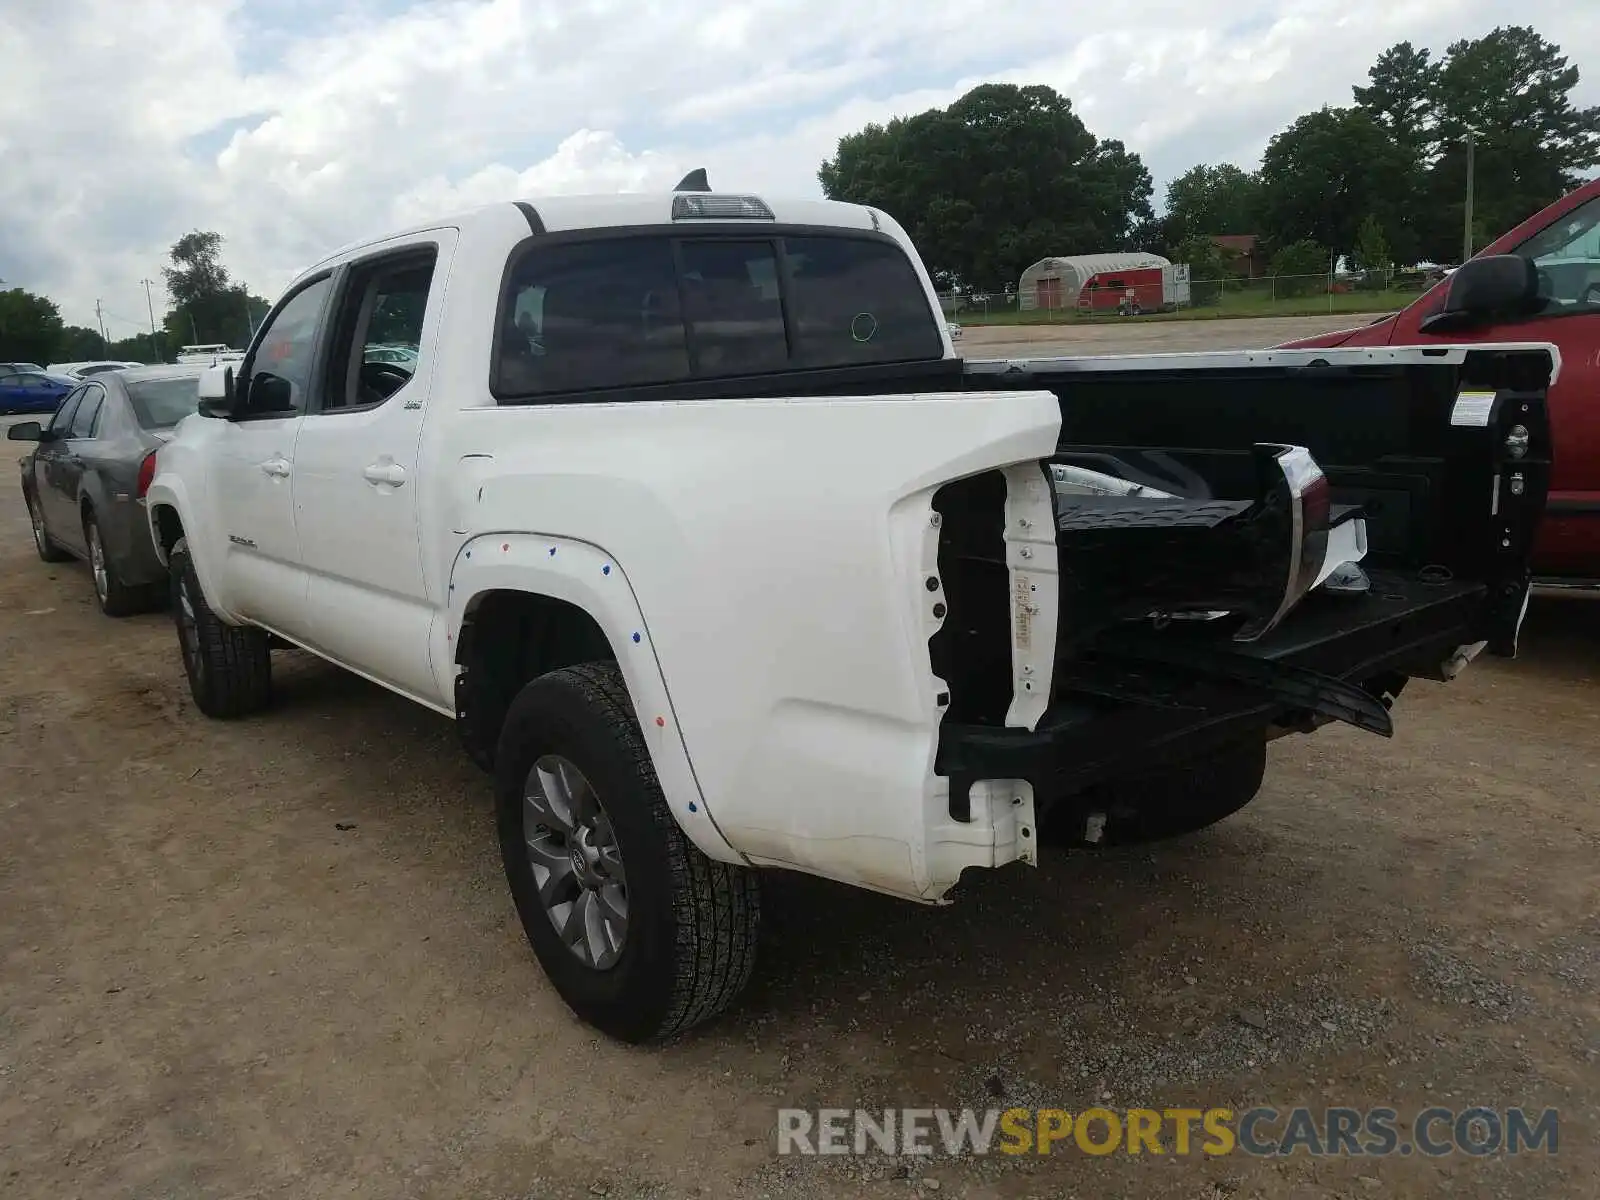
[776,1106,1559,1158]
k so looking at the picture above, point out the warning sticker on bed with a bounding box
[1450,390,1497,427]
[1013,574,1033,650]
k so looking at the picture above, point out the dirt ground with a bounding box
[2,314,1598,1199]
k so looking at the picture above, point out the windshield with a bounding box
[126,375,201,428]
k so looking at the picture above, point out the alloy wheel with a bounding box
[88,522,108,602]
[29,496,46,556]
[522,754,629,970]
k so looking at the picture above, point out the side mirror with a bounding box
[196,365,236,418]
[1419,254,1540,333]
[6,420,42,442]
[249,372,295,414]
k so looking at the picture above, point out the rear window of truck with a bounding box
[494,231,944,399]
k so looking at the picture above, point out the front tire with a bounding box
[495,662,760,1043]
[169,536,272,718]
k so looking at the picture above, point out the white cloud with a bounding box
[1,0,1596,332]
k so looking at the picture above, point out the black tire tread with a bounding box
[170,537,272,719]
[501,662,759,1041]
[552,662,759,1039]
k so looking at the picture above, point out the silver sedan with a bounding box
[10,364,201,616]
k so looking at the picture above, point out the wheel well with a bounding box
[454,589,618,770]
[152,505,185,558]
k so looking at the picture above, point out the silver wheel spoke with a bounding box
[596,843,625,884]
[529,759,580,833]
[525,832,576,906]
[521,753,629,971]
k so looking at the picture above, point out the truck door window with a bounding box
[240,276,333,416]
[1516,195,1600,316]
[499,239,689,395]
[782,236,943,366]
[321,248,438,411]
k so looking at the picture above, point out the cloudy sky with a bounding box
[2,0,1596,334]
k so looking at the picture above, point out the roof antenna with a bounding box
[674,168,711,192]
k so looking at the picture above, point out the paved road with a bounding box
[959,313,1385,358]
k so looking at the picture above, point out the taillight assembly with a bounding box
[136,449,158,499]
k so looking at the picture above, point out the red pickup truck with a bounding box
[1282,179,1600,586]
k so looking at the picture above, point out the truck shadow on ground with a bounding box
[1515,593,1600,681]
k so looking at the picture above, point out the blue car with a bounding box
[0,371,76,415]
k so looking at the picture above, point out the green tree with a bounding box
[1257,107,1416,266]
[0,289,66,365]
[161,230,270,350]
[1353,41,1438,157]
[1420,26,1600,261]
[819,83,1154,291]
[1351,214,1393,290]
[1162,164,1262,246]
[1269,239,1330,297]
[55,324,108,361]
[1172,235,1230,306]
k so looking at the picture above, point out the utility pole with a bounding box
[140,278,160,360]
[140,279,158,334]
[1462,130,1476,264]
[95,299,108,349]
[141,278,163,362]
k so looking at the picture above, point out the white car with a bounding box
[47,360,143,378]
[144,177,1553,1043]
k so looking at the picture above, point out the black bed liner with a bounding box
[931,344,1554,820]
[936,570,1488,819]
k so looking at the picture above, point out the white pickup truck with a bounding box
[147,174,1554,1043]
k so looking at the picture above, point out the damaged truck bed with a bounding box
[934,343,1553,838]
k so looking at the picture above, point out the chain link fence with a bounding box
[939,267,1441,321]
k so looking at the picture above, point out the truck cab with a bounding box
[1281,178,1600,584]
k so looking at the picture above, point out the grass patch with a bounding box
[957,289,1409,326]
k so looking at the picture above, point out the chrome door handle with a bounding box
[260,458,291,477]
[362,461,407,486]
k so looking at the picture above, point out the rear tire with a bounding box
[26,490,71,563]
[495,661,760,1043]
[169,536,272,718]
[84,508,148,617]
[1042,735,1268,847]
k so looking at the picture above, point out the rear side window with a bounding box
[500,239,689,395]
[495,231,941,399]
[127,376,201,428]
